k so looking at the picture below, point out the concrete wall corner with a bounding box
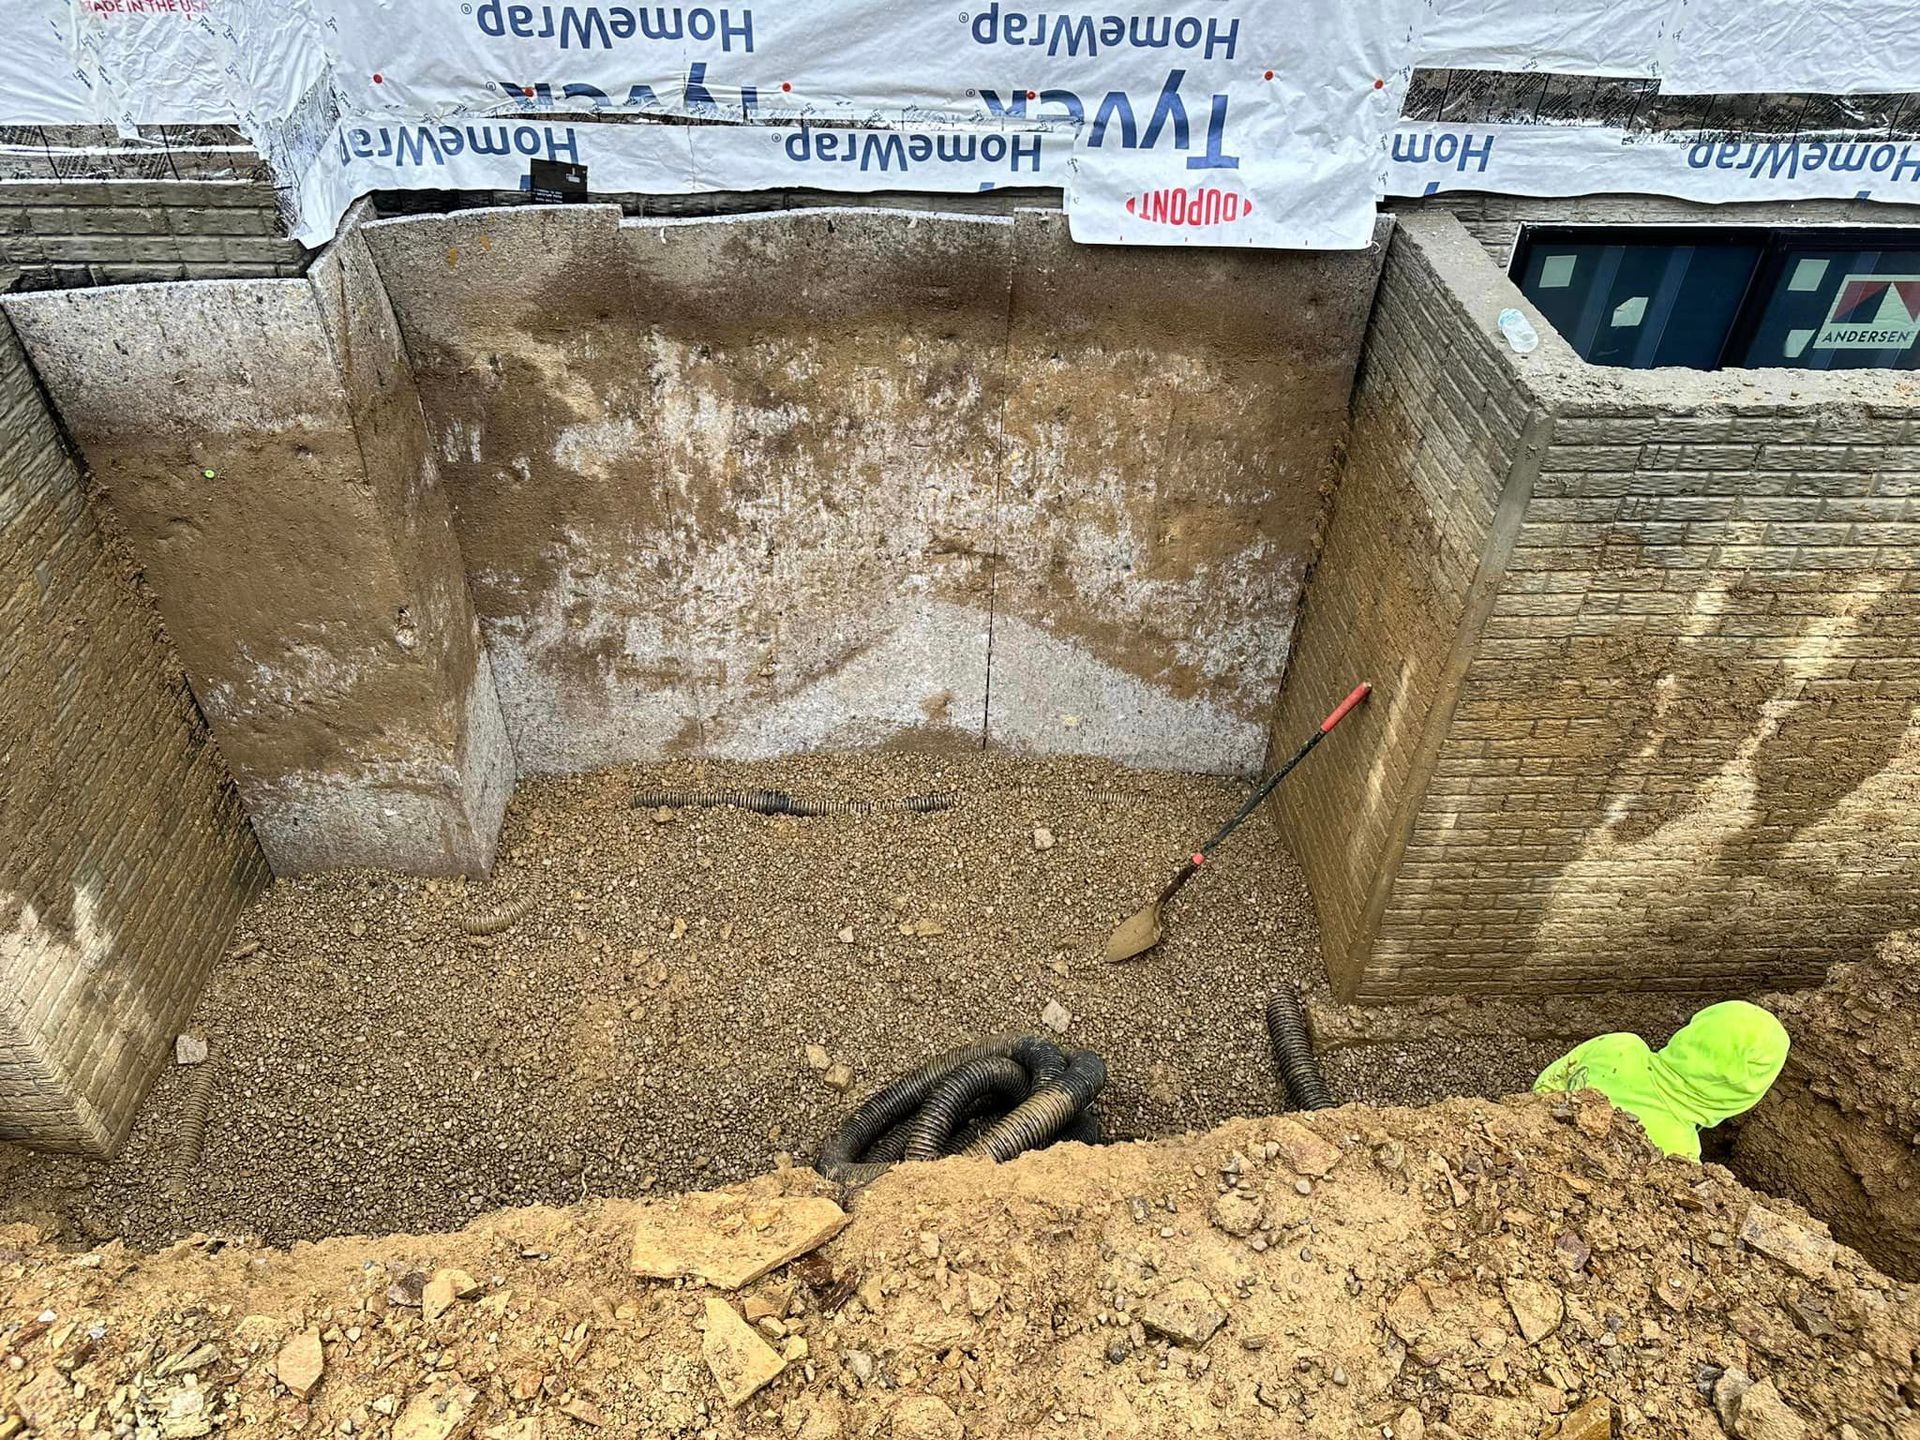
[1269,209,1561,1000]
[0,309,267,1155]
[5,227,514,879]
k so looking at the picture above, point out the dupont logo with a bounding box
[1123,184,1254,227]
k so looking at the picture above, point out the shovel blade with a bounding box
[1104,901,1165,963]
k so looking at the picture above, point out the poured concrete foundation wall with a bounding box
[3,213,513,876]
[363,205,1390,774]
[1278,210,1920,1000]
[0,312,266,1154]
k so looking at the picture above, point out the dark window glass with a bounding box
[1733,245,1920,370]
[1510,225,1920,372]
[1514,234,1763,369]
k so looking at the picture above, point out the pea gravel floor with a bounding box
[0,753,1564,1246]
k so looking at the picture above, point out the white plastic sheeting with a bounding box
[1415,0,1666,78]
[5,0,1919,249]
[1659,0,1920,96]
[2,0,319,128]
[1387,121,1920,205]
[298,0,1419,249]
[4,2,102,126]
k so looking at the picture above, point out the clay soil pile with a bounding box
[4,1093,1914,1440]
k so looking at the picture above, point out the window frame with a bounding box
[1510,223,1920,371]
[1511,224,1770,370]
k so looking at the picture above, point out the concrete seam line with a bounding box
[978,207,1019,751]
[1346,403,1554,1003]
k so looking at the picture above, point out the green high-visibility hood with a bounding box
[1535,1000,1789,1161]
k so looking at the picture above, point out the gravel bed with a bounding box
[0,752,1550,1246]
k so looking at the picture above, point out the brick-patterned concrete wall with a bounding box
[0,180,304,289]
[1279,209,1920,1000]
[0,312,266,1154]
[1270,217,1542,980]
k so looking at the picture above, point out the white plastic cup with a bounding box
[1497,307,1540,355]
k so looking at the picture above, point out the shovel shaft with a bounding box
[1106,682,1371,962]
[1194,682,1372,861]
[1156,858,1201,906]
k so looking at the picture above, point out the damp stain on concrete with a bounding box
[362,204,1388,776]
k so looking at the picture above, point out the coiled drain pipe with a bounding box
[962,1051,1107,1161]
[1058,1109,1101,1146]
[1266,985,1336,1111]
[1013,1035,1067,1086]
[816,1035,1024,1183]
[817,1035,1104,1183]
[903,1057,1031,1162]
[632,788,956,817]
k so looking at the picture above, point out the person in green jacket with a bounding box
[1534,1000,1790,1161]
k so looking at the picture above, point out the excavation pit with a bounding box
[0,753,1585,1249]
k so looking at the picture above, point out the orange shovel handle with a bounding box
[1320,682,1372,734]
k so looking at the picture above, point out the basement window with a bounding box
[1511,225,1920,371]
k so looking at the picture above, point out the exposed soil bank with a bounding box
[2,1096,1913,1439]
[1729,933,1920,1282]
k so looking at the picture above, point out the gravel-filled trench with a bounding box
[0,753,1568,1246]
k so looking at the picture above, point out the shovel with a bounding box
[1103,682,1372,963]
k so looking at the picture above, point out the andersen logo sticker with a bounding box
[1814,274,1920,351]
[1123,184,1253,227]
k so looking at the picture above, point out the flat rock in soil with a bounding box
[1732,1379,1807,1440]
[633,1191,847,1290]
[1552,1398,1612,1440]
[1502,1278,1563,1344]
[393,1382,478,1440]
[1737,1203,1836,1281]
[1136,1277,1227,1348]
[273,1328,324,1398]
[1267,1117,1341,1177]
[1383,1281,1476,1366]
[1713,1367,1754,1429]
[702,1297,787,1406]
[422,1267,481,1321]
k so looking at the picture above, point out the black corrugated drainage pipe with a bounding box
[961,1051,1108,1162]
[816,1035,1103,1183]
[903,1057,1031,1161]
[816,1036,1025,1183]
[1266,984,1336,1111]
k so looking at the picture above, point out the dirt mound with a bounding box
[5,1095,1914,1439]
[1730,932,1920,1282]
